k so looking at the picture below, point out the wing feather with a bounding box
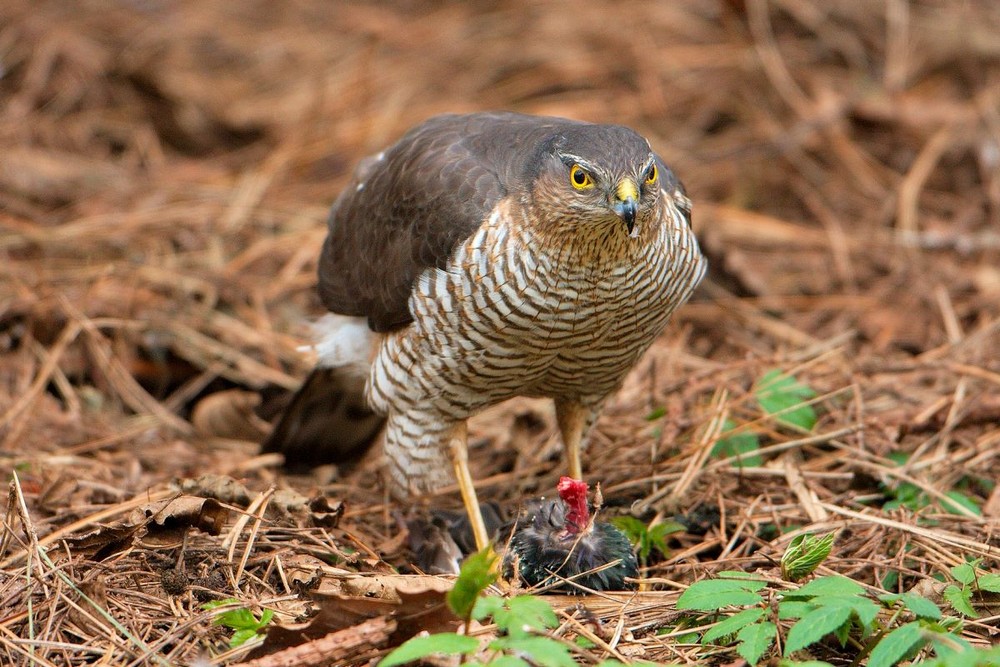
[317,112,585,331]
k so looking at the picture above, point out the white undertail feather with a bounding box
[304,314,375,379]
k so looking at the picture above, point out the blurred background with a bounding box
[2,0,1000,663]
[3,0,999,506]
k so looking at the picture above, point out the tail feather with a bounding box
[261,366,385,468]
[262,315,383,468]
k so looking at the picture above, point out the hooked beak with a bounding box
[612,178,639,233]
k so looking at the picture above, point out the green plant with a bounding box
[709,369,820,468]
[711,418,762,467]
[878,453,984,517]
[202,598,274,649]
[611,516,684,566]
[380,548,660,667]
[780,532,835,582]
[753,369,818,431]
[942,559,1000,618]
[675,536,998,666]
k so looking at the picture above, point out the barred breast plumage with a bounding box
[369,193,705,495]
[263,111,707,550]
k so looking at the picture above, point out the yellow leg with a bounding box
[556,400,588,480]
[448,422,490,552]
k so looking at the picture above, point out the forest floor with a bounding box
[1,1,998,665]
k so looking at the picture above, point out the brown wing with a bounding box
[317,112,588,332]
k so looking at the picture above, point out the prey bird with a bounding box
[263,112,706,551]
[504,477,638,593]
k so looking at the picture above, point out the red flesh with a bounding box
[557,476,590,534]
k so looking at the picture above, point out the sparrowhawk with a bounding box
[264,112,706,549]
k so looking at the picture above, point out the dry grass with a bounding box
[1,0,998,664]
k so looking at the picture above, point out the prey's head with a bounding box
[525,123,679,238]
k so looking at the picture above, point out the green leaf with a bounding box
[777,600,815,620]
[785,575,865,600]
[379,633,478,667]
[867,621,926,667]
[214,607,255,628]
[490,636,576,667]
[610,515,646,539]
[941,491,982,516]
[833,619,851,647]
[928,632,972,659]
[575,636,596,648]
[784,605,853,655]
[880,592,942,620]
[819,595,880,633]
[930,645,1000,667]
[447,548,498,619]
[648,521,684,551]
[471,595,504,623]
[646,406,667,421]
[951,562,977,586]
[711,419,762,467]
[754,369,818,431]
[498,596,558,638]
[485,657,530,667]
[702,608,766,643]
[977,572,1000,593]
[778,661,836,667]
[229,628,260,648]
[943,584,978,618]
[676,578,767,611]
[781,533,835,581]
[883,482,927,512]
[736,620,776,665]
[201,597,239,611]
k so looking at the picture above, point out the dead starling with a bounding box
[503,477,638,593]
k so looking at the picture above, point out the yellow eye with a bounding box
[645,163,658,185]
[570,164,594,190]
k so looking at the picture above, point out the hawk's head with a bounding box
[524,123,679,238]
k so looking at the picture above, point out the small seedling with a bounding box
[711,418,762,467]
[201,598,274,649]
[780,532,835,582]
[879,454,983,517]
[753,369,818,431]
[942,559,1000,618]
[611,515,684,566]
[709,369,821,468]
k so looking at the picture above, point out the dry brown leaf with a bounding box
[130,495,230,546]
[63,522,143,561]
[175,473,252,506]
[191,389,270,441]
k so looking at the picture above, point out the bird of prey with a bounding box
[263,111,706,551]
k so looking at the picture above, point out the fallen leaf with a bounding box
[175,474,251,506]
[131,495,230,546]
[191,389,270,441]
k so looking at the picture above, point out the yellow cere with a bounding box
[616,178,639,202]
[570,164,595,190]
